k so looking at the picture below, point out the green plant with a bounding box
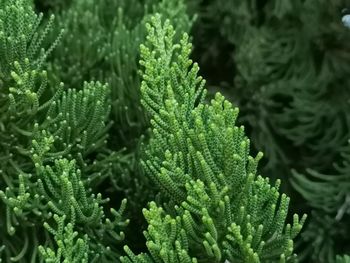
[5,0,348,262]
[121,14,306,263]
[292,143,350,262]
[190,1,350,260]
[0,0,128,261]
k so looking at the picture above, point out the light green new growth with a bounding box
[39,214,89,263]
[121,14,306,263]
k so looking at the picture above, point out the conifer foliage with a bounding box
[121,14,306,263]
[190,0,350,262]
[0,0,128,261]
[292,144,350,262]
[195,0,350,177]
[0,0,348,262]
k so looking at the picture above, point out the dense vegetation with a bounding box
[0,0,348,262]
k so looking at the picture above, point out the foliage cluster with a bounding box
[0,0,348,262]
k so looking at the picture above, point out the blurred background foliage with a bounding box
[190,0,350,262]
